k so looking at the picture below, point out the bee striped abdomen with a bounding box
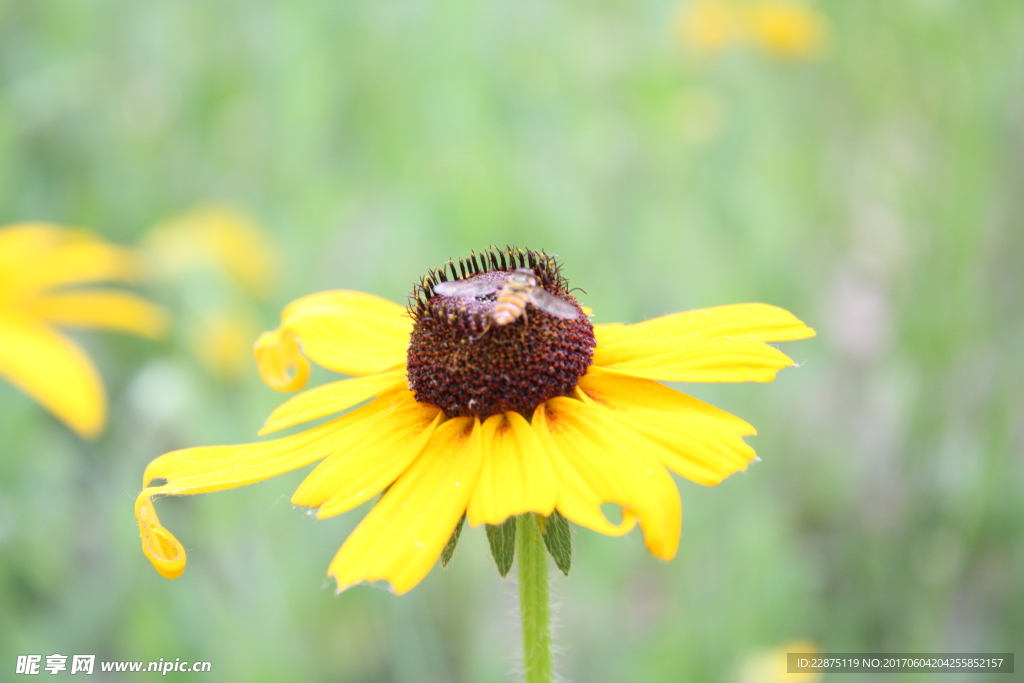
[492,286,530,325]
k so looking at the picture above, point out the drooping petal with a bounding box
[466,411,557,526]
[291,390,443,517]
[579,367,756,485]
[277,290,412,376]
[533,398,684,559]
[593,303,815,382]
[254,328,311,392]
[135,492,187,579]
[328,417,482,595]
[135,391,430,579]
[259,366,407,435]
[0,315,105,439]
[26,290,168,339]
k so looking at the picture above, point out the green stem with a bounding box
[517,513,553,683]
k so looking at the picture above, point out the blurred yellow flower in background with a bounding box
[751,2,828,59]
[142,206,278,380]
[0,223,166,438]
[189,310,260,381]
[143,206,277,299]
[677,0,828,59]
[678,0,743,53]
[738,640,823,683]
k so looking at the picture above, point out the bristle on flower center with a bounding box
[406,247,595,419]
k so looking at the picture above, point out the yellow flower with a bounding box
[738,640,823,683]
[142,206,278,378]
[142,206,277,298]
[135,248,813,590]
[677,0,828,59]
[750,2,827,59]
[0,223,167,439]
[188,310,260,380]
[677,0,745,53]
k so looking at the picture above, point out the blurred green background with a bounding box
[1,0,1022,681]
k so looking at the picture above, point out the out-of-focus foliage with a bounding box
[1,1,1021,681]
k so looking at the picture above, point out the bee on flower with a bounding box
[135,246,814,592]
[0,223,166,438]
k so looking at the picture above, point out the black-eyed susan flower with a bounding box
[135,247,813,591]
[0,223,167,439]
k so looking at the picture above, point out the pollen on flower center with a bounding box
[406,247,595,419]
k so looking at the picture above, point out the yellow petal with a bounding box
[135,492,187,579]
[141,406,379,496]
[25,289,168,339]
[278,290,411,376]
[135,395,422,579]
[579,367,756,485]
[259,366,408,435]
[534,398,684,559]
[254,328,311,392]
[466,411,557,526]
[0,224,139,294]
[0,315,105,439]
[0,223,63,259]
[593,303,815,383]
[291,390,443,517]
[328,417,482,595]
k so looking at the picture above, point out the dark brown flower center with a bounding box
[406,247,595,419]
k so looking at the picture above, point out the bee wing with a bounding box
[433,279,501,297]
[528,288,580,320]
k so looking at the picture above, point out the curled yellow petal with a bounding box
[134,398,408,578]
[135,492,187,579]
[254,328,311,391]
[277,290,411,376]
